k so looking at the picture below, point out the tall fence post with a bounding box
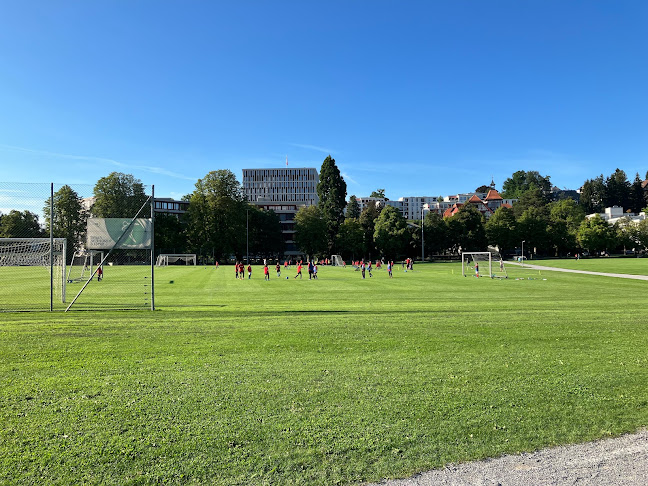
[50,183,54,311]
[151,185,155,311]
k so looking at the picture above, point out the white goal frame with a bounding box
[156,253,197,266]
[67,250,104,283]
[0,237,67,303]
[461,251,492,278]
[331,254,344,267]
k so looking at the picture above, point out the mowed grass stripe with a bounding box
[1,262,647,484]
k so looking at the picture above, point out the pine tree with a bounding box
[317,156,347,253]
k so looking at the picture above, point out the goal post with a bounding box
[331,254,344,267]
[461,251,492,278]
[156,254,197,266]
[0,237,67,303]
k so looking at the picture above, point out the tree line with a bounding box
[1,166,647,262]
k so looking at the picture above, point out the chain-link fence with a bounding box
[0,181,154,312]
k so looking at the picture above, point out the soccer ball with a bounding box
[286,276,289,279]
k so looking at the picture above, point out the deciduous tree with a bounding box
[92,172,148,218]
[294,205,327,259]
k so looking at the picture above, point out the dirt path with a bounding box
[368,429,648,486]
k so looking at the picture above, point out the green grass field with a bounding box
[1,262,647,484]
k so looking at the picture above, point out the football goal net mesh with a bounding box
[461,251,493,278]
[156,254,196,266]
[331,254,344,267]
[67,250,104,283]
[0,238,67,310]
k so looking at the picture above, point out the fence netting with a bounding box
[0,182,153,312]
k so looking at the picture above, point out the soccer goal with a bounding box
[0,238,67,305]
[331,254,344,267]
[67,250,104,283]
[156,253,197,266]
[461,251,492,278]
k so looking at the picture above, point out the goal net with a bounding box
[461,251,492,278]
[331,254,344,267]
[156,253,197,266]
[67,250,104,283]
[0,238,67,305]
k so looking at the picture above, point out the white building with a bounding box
[586,206,647,225]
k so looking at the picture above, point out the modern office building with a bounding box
[242,167,319,256]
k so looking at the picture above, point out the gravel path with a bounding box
[369,264,647,485]
[508,262,648,280]
[368,429,648,486]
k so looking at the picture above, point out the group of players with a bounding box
[230,257,409,280]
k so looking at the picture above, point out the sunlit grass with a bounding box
[1,263,647,484]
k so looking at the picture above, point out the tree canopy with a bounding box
[92,172,148,218]
[44,185,86,259]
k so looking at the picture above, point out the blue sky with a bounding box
[1,1,646,201]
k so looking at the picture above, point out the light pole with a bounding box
[421,206,425,262]
[521,240,525,268]
[246,209,249,265]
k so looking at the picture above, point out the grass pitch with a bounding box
[1,262,647,484]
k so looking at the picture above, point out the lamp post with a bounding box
[521,240,525,268]
[421,206,425,262]
[246,209,249,265]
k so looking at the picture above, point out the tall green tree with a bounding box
[92,172,149,218]
[446,205,487,252]
[629,173,646,214]
[347,195,361,219]
[501,170,551,199]
[154,213,187,254]
[579,175,605,214]
[518,206,551,256]
[512,187,550,219]
[185,170,247,261]
[0,210,43,238]
[485,206,518,252]
[369,189,387,199]
[44,185,87,260]
[359,201,381,258]
[336,218,364,261]
[603,168,630,210]
[317,156,347,253]
[373,206,408,260]
[423,211,449,255]
[248,207,284,260]
[577,215,614,253]
[548,199,585,256]
[294,205,327,259]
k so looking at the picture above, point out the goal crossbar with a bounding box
[461,251,492,278]
[156,253,197,266]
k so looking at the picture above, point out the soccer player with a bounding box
[367,261,372,277]
[294,262,302,279]
[235,262,239,279]
[276,262,281,277]
[475,262,479,278]
[247,264,252,279]
[97,266,103,281]
[387,261,393,278]
[264,264,270,281]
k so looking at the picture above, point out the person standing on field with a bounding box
[294,262,302,279]
[247,264,252,279]
[475,261,479,278]
[97,266,103,281]
[235,262,239,279]
[264,264,270,281]
[276,262,281,277]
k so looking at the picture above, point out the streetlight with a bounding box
[246,209,249,265]
[521,240,525,268]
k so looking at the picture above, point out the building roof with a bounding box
[501,202,512,209]
[467,194,482,204]
[484,189,503,200]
